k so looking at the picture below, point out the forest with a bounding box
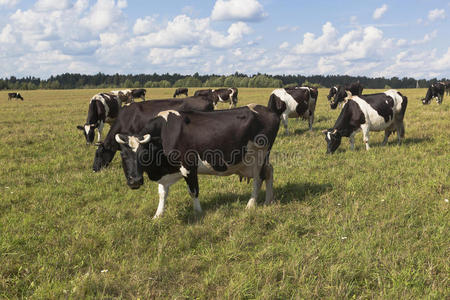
[0,72,446,90]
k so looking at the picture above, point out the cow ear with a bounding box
[138,134,151,144]
[77,125,84,130]
[115,134,128,144]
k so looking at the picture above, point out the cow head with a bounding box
[115,133,153,189]
[92,143,116,172]
[322,129,342,154]
[327,86,337,101]
[422,87,433,105]
[77,124,97,145]
[330,88,350,109]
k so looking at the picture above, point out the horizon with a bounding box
[1,0,449,79]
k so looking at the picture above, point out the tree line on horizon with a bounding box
[0,72,446,91]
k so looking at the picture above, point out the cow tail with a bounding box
[267,94,286,116]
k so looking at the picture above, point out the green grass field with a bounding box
[0,88,448,298]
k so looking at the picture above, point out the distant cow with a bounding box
[173,88,188,98]
[77,93,121,145]
[114,104,280,218]
[8,93,24,101]
[131,88,146,101]
[111,89,132,104]
[327,82,364,109]
[268,86,318,134]
[323,89,407,153]
[422,83,445,105]
[92,96,214,172]
[444,81,450,96]
[194,88,238,108]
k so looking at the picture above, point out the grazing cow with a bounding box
[92,96,214,172]
[267,86,318,134]
[111,89,132,104]
[130,88,146,101]
[422,82,445,105]
[444,81,450,96]
[323,89,408,153]
[173,87,188,98]
[194,88,238,108]
[114,104,280,218]
[328,82,364,109]
[77,93,121,145]
[8,93,24,101]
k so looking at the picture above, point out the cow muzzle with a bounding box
[127,177,143,189]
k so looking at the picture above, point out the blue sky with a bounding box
[0,0,449,79]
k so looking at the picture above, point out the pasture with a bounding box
[0,88,448,298]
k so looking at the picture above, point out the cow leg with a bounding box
[246,177,262,209]
[361,125,370,150]
[154,184,169,219]
[184,168,202,213]
[282,113,289,135]
[264,163,274,205]
[97,121,104,142]
[308,113,314,131]
[382,130,391,146]
[349,132,356,150]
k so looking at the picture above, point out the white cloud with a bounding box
[0,0,19,7]
[428,9,446,21]
[411,30,437,45]
[133,16,158,35]
[279,42,289,49]
[277,26,299,32]
[35,0,70,11]
[293,22,338,54]
[211,0,267,21]
[373,4,388,20]
[80,0,125,33]
[0,24,16,43]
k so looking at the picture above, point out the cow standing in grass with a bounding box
[194,88,238,108]
[77,93,121,145]
[173,88,188,98]
[111,90,132,104]
[268,86,318,134]
[130,89,146,101]
[323,89,408,153]
[114,104,280,218]
[422,83,445,105]
[327,82,364,109]
[8,93,24,101]
[92,96,214,172]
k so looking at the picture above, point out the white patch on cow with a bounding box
[247,103,259,113]
[157,173,183,186]
[127,136,141,152]
[351,96,394,131]
[84,125,90,135]
[272,88,298,116]
[217,95,224,103]
[180,166,190,177]
[90,94,110,117]
[383,89,404,112]
[333,86,338,92]
[327,132,331,140]
[157,110,181,121]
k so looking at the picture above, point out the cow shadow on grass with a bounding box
[293,125,329,135]
[180,181,331,223]
[401,136,432,146]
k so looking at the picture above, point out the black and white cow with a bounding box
[194,88,238,108]
[111,89,132,104]
[131,88,147,101]
[92,96,214,172]
[267,86,318,134]
[327,82,364,109]
[323,89,408,153]
[422,82,445,104]
[443,81,450,96]
[8,93,24,101]
[77,93,121,145]
[173,87,188,98]
[114,104,280,218]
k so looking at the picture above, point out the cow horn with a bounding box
[115,134,127,144]
[138,134,151,144]
[321,129,328,133]
[332,129,337,134]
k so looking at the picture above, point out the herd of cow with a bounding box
[70,81,448,219]
[6,82,446,218]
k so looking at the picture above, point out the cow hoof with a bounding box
[246,199,257,209]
